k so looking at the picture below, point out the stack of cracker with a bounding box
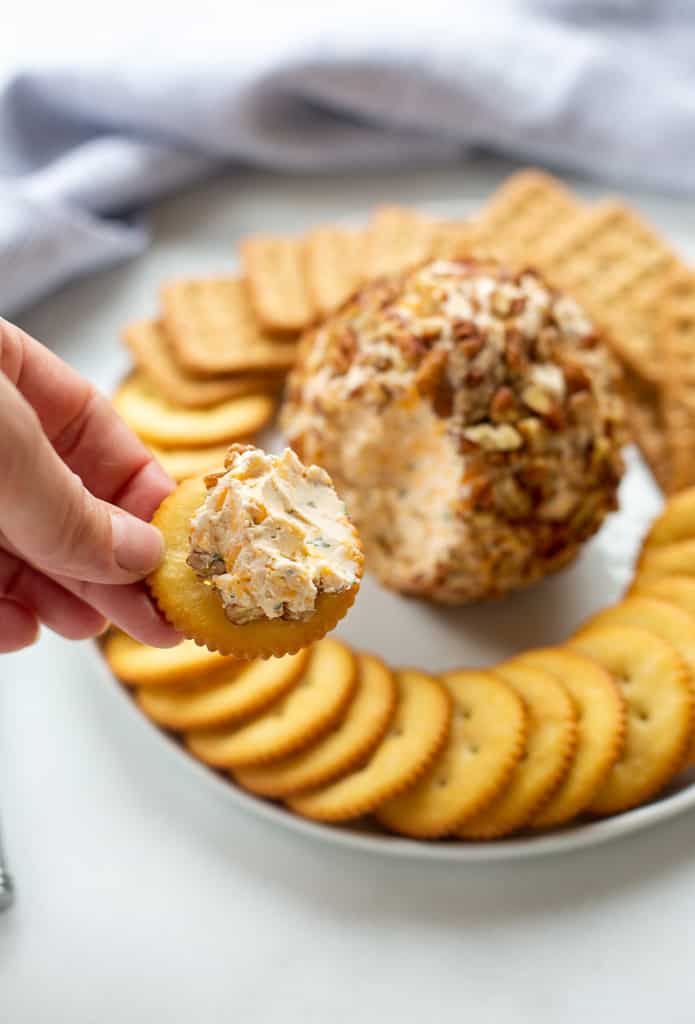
[112,209,472,477]
[102,484,695,841]
[114,282,293,479]
[253,176,694,498]
[458,171,694,494]
[114,169,693,492]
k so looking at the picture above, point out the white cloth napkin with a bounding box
[2,0,693,316]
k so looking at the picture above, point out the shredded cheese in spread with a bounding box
[187,446,361,625]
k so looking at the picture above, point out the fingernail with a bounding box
[110,512,165,575]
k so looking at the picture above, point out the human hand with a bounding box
[0,318,182,652]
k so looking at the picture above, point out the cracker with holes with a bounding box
[515,648,626,828]
[578,597,695,762]
[162,276,299,375]
[642,486,695,549]
[569,625,694,814]
[241,236,315,333]
[287,670,451,822]
[102,630,230,687]
[303,226,365,319]
[136,649,310,731]
[148,445,363,659]
[428,221,475,261]
[658,266,695,493]
[185,638,356,767]
[458,659,577,840]
[122,319,279,409]
[113,372,275,449]
[468,169,583,267]
[376,669,527,839]
[538,200,679,379]
[234,654,396,797]
[364,205,442,278]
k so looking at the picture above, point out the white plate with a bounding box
[96,443,695,862]
[70,189,695,863]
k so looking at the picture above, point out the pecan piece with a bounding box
[462,423,524,451]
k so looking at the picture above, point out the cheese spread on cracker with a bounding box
[187,445,361,625]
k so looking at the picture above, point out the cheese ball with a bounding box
[282,259,625,603]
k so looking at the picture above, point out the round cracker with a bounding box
[113,371,275,448]
[185,638,357,768]
[458,660,576,840]
[102,629,231,687]
[147,443,238,482]
[629,574,695,619]
[515,648,626,828]
[287,669,451,823]
[234,653,396,797]
[569,624,694,815]
[578,596,695,763]
[636,540,695,584]
[136,649,310,731]
[376,669,526,839]
[148,476,363,659]
[642,487,695,548]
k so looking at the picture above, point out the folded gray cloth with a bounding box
[2,0,694,316]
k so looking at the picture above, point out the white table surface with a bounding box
[3,156,695,1023]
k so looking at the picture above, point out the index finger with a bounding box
[0,318,174,519]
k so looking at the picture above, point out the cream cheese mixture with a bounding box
[187,446,361,624]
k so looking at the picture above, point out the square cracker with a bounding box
[161,276,298,376]
[659,267,695,493]
[364,205,443,278]
[240,236,315,333]
[468,169,584,266]
[620,366,670,492]
[122,319,279,409]
[538,200,680,380]
[303,226,365,318]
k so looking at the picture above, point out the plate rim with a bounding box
[92,646,695,863]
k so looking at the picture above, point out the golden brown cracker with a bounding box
[539,200,679,378]
[147,442,236,482]
[148,476,363,659]
[122,319,279,409]
[376,669,526,839]
[234,653,396,797]
[636,539,695,584]
[162,276,298,375]
[569,624,694,814]
[241,236,315,332]
[303,226,365,318]
[469,169,583,266]
[364,205,440,278]
[102,630,231,687]
[185,638,357,768]
[136,649,310,731]
[113,372,275,449]
[516,648,626,828]
[458,659,577,839]
[629,575,695,619]
[620,367,670,492]
[658,268,695,493]
[578,596,695,762]
[428,220,476,261]
[643,486,695,548]
[287,669,451,822]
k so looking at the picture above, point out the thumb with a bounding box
[0,376,165,584]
